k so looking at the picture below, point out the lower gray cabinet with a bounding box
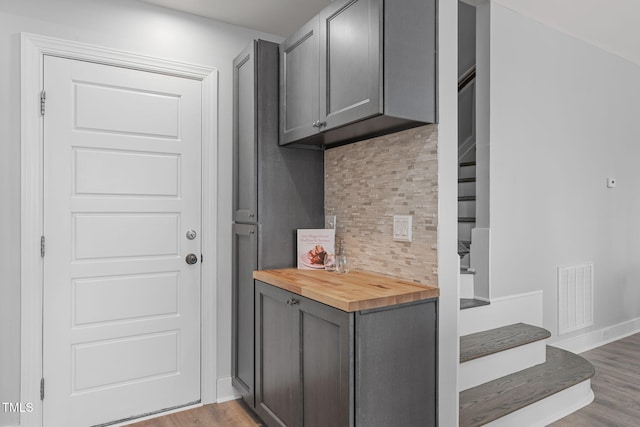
[255,280,352,427]
[254,280,437,427]
[231,224,258,407]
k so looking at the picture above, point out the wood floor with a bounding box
[126,333,640,427]
[551,332,640,426]
[126,399,263,427]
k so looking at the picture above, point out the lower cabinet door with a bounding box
[231,223,258,407]
[255,281,298,427]
[298,296,353,427]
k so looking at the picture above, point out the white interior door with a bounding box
[42,55,202,427]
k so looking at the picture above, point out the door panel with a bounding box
[74,81,180,137]
[74,149,180,197]
[43,55,202,427]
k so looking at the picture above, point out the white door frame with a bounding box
[20,32,218,427]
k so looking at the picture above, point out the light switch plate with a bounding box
[393,215,412,242]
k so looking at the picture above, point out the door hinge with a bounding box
[40,378,45,400]
[40,236,45,257]
[40,90,46,115]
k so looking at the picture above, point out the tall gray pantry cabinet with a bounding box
[231,40,324,409]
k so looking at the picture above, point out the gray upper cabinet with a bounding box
[280,17,320,146]
[233,42,258,223]
[320,0,382,132]
[279,0,437,147]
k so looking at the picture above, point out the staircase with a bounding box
[459,158,479,306]
[458,65,480,304]
[459,314,595,425]
[458,160,476,264]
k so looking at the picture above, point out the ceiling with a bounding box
[139,0,332,37]
[139,0,640,66]
[495,0,640,66]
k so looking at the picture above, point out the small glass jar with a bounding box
[335,241,349,274]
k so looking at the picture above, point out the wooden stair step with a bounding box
[458,177,476,183]
[460,298,489,310]
[458,217,476,223]
[460,161,477,167]
[459,346,595,427]
[460,323,551,363]
[458,195,476,201]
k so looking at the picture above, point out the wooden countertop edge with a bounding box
[253,269,439,312]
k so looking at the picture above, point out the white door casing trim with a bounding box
[20,32,219,427]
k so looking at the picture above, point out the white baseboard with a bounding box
[552,317,640,354]
[216,377,241,403]
[460,290,543,336]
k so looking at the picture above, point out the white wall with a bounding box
[0,1,280,425]
[489,4,640,342]
[437,0,460,425]
[493,0,640,68]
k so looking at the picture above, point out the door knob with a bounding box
[185,253,198,265]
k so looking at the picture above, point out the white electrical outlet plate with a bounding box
[325,215,336,229]
[607,177,616,188]
[393,215,412,242]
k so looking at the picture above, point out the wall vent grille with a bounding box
[558,264,594,335]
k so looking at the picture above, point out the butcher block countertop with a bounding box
[253,268,439,312]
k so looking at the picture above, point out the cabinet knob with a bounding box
[312,120,320,128]
[286,298,299,306]
[318,121,327,128]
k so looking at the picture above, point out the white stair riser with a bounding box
[459,165,476,179]
[458,199,476,217]
[460,291,543,336]
[485,380,594,427]
[458,181,476,197]
[458,222,474,241]
[459,340,546,391]
[460,273,474,299]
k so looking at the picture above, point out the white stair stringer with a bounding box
[459,339,546,391]
[485,380,594,427]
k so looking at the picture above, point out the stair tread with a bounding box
[460,323,551,363]
[459,346,594,427]
[460,298,487,309]
[459,217,476,223]
[458,195,476,201]
[460,161,477,167]
[458,177,476,183]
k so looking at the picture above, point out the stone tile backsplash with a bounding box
[324,124,438,285]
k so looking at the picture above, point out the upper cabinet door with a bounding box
[233,42,258,223]
[280,17,320,146]
[319,0,382,131]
